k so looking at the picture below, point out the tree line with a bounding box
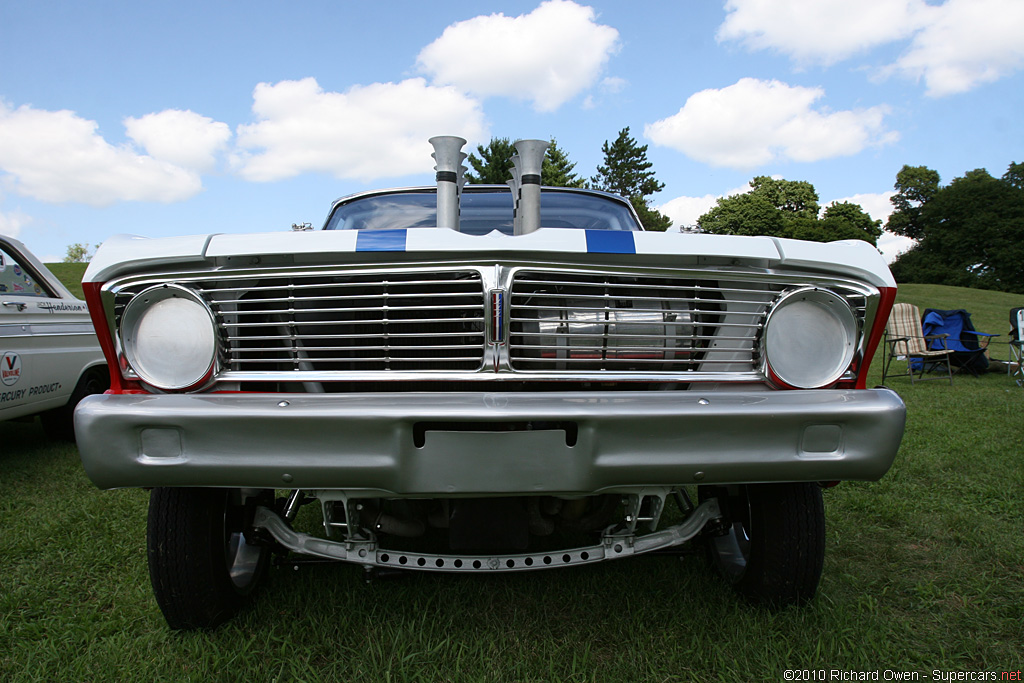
[695,177,882,246]
[471,129,886,244]
[887,163,1023,294]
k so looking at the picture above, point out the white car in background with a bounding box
[0,235,107,439]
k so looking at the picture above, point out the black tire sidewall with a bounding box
[700,482,825,606]
[147,487,270,630]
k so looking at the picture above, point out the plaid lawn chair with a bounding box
[881,303,953,384]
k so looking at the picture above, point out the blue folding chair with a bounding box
[920,309,998,377]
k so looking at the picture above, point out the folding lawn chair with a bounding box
[1010,307,1024,386]
[882,303,953,384]
[921,309,998,377]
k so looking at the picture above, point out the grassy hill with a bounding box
[43,262,89,300]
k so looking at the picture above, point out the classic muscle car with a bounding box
[0,235,107,439]
[75,138,905,630]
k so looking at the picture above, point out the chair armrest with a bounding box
[923,333,949,350]
[963,331,999,348]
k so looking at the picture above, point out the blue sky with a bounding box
[2,0,1022,263]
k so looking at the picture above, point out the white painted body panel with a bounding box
[0,236,105,422]
[86,227,895,289]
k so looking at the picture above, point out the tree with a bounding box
[748,176,819,219]
[63,243,93,263]
[590,127,672,231]
[697,177,881,246]
[886,165,941,240]
[1003,161,1024,190]
[465,137,516,185]
[465,137,584,188]
[890,164,1024,293]
[696,192,784,237]
[819,201,883,243]
[542,138,584,188]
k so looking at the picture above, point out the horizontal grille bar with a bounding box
[221,315,486,327]
[229,355,486,364]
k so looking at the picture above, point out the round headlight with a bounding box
[120,284,217,391]
[761,287,857,389]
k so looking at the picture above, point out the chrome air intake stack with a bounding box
[510,139,548,235]
[429,136,467,231]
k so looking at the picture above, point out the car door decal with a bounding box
[2,351,21,386]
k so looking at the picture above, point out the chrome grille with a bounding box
[117,270,486,372]
[216,271,485,371]
[109,264,871,384]
[508,271,865,373]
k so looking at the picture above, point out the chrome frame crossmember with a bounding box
[252,498,721,573]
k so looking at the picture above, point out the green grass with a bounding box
[43,262,89,300]
[2,282,1021,681]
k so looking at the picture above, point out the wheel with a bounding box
[698,482,825,606]
[41,366,108,441]
[147,487,272,630]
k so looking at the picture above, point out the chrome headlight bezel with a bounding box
[119,284,218,391]
[760,286,858,389]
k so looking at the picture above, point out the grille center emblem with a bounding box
[490,289,505,345]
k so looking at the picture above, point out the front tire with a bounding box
[147,487,272,630]
[699,482,825,606]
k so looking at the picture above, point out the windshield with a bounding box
[323,188,641,235]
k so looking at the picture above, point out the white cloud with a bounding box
[876,231,916,263]
[0,101,203,206]
[658,195,718,231]
[234,77,488,183]
[125,109,231,171]
[718,0,1024,96]
[582,76,628,110]
[659,182,754,230]
[889,0,1024,97]
[717,0,925,65]
[601,77,627,94]
[645,78,897,168]
[416,0,619,112]
[0,209,31,238]
[831,191,894,225]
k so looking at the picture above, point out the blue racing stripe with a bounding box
[356,229,408,252]
[585,230,636,254]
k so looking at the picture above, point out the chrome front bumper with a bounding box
[75,389,905,492]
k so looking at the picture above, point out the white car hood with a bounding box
[85,228,896,289]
